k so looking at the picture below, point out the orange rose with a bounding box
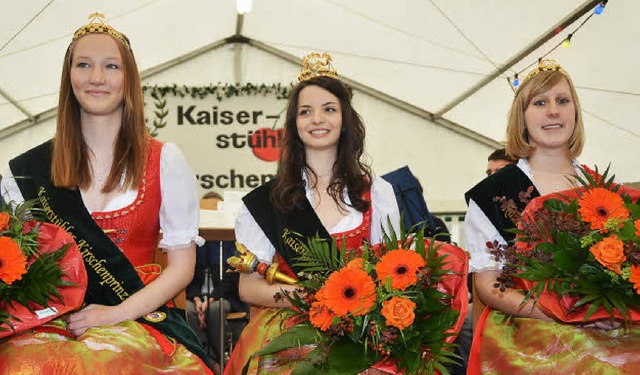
[589,235,626,274]
[381,296,416,330]
[0,212,9,231]
[634,220,640,237]
[630,265,640,295]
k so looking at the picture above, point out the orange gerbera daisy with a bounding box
[0,212,9,231]
[346,258,364,270]
[376,249,426,291]
[630,265,640,295]
[309,288,337,331]
[322,267,376,317]
[578,188,630,230]
[634,219,640,237]
[0,236,27,285]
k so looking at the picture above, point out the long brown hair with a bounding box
[505,70,584,160]
[51,33,147,193]
[271,76,372,213]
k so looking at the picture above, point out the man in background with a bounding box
[448,149,516,374]
[187,191,248,375]
[486,148,517,176]
[457,147,517,373]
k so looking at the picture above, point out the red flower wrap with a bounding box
[0,222,87,338]
[372,239,469,373]
[519,185,640,322]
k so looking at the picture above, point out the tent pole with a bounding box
[233,44,243,84]
[433,0,601,119]
[0,38,232,140]
[235,14,245,36]
[247,37,501,149]
[0,86,34,122]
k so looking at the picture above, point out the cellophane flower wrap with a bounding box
[0,198,87,337]
[245,228,468,375]
[491,166,640,325]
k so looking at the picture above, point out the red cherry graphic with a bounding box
[251,128,284,162]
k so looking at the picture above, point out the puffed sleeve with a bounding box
[158,143,205,250]
[370,176,401,244]
[0,165,25,205]
[234,202,276,264]
[463,199,504,272]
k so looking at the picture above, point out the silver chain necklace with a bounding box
[93,164,111,187]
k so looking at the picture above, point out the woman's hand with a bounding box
[579,318,623,331]
[239,272,298,308]
[475,271,556,321]
[65,304,124,336]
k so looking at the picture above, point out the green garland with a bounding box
[142,83,292,137]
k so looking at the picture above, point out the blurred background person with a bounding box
[486,148,517,176]
[187,191,249,374]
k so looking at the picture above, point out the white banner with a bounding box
[144,85,289,195]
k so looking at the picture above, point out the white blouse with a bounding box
[464,158,581,273]
[235,175,401,264]
[0,142,203,250]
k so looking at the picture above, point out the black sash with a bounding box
[464,163,540,242]
[242,179,333,275]
[9,141,210,366]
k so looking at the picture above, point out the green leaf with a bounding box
[324,337,376,374]
[293,235,344,276]
[584,300,602,321]
[543,198,568,212]
[608,292,631,321]
[626,203,640,219]
[254,325,320,357]
[571,294,601,310]
[552,250,576,274]
[290,346,325,374]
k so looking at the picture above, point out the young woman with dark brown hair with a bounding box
[225,54,401,374]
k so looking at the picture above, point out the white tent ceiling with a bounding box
[1,0,639,182]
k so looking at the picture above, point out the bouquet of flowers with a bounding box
[245,229,468,375]
[491,166,640,325]
[0,198,87,337]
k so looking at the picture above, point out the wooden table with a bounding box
[200,227,235,241]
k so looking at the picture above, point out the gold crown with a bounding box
[71,13,130,50]
[523,59,568,83]
[298,52,339,82]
